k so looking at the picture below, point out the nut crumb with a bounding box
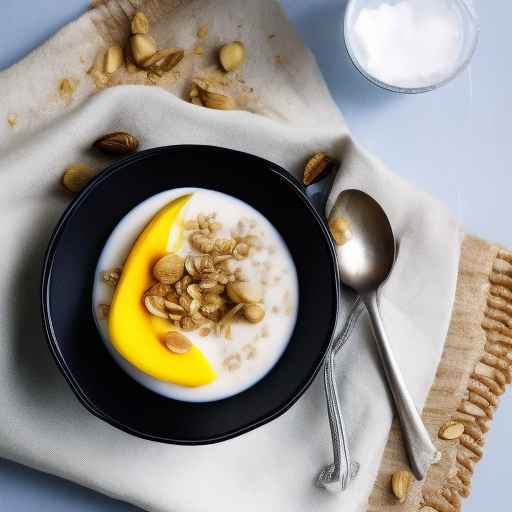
[223,353,241,371]
[197,24,209,38]
[7,114,17,128]
[59,78,78,102]
[98,304,110,319]
[193,46,204,55]
[275,54,284,65]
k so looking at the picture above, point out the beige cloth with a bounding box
[0,1,462,511]
[368,237,512,511]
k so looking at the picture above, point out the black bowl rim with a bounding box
[41,145,340,444]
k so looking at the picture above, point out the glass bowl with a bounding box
[344,0,479,93]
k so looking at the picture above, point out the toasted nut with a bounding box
[329,216,352,246]
[226,281,263,304]
[130,34,157,65]
[199,279,217,290]
[141,47,183,69]
[153,254,185,284]
[59,78,77,100]
[179,294,192,312]
[243,304,265,323]
[61,163,95,193]
[391,470,413,503]
[303,152,337,186]
[101,268,121,287]
[160,48,185,71]
[219,41,245,71]
[89,68,109,88]
[223,353,242,371]
[145,283,171,297]
[439,421,465,440]
[104,46,124,73]
[187,284,203,300]
[131,11,149,34]
[189,299,201,315]
[200,89,235,110]
[163,331,192,354]
[197,24,209,38]
[203,293,224,307]
[93,131,139,154]
[144,295,168,318]
[233,242,249,260]
[180,316,196,331]
[7,114,17,128]
[199,327,211,337]
[165,301,185,314]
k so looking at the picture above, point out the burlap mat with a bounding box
[369,235,512,511]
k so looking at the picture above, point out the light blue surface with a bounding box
[1,0,510,511]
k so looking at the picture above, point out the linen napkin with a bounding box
[0,1,462,511]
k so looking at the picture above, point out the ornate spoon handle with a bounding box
[317,296,364,492]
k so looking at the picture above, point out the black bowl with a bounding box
[41,145,339,444]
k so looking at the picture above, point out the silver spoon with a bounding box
[332,189,440,480]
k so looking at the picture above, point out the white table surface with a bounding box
[1,0,510,510]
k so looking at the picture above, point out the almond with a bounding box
[438,421,465,440]
[61,163,95,193]
[303,152,337,186]
[153,254,185,284]
[163,331,192,354]
[131,11,149,35]
[219,41,245,71]
[243,304,265,323]
[391,470,413,503]
[130,34,157,66]
[93,131,139,154]
[226,282,263,304]
[104,46,124,73]
[329,216,352,246]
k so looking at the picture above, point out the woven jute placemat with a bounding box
[368,235,512,512]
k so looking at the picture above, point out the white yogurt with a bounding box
[92,189,299,402]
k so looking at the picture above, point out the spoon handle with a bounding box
[364,293,440,480]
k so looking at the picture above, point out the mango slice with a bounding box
[108,195,217,387]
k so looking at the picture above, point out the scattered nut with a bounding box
[163,331,192,354]
[131,11,149,35]
[303,152,337,186]
[7,114,17,128]
[141,47,183,69]
[104,46,124,73]
[391,470,413,503]
[197,24,209,38]
[101,268,121,287]
[144,283,171,297]
[226,282,263,304]
[153,253,185,284]
[219,41,245,71]
[438,421,465,440]
[199,89,235,110]
[144,295,168,319]
[243,304,265,323]
[93,131,139,154]
[130,34,157,66]
[58,78,77,101]
[329,216,352,246]
[61,163,95,193]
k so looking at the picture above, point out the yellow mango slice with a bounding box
[108,195,217,387]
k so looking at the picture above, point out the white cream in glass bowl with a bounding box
[344,0,479,93]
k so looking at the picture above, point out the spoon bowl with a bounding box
[330,189,395,293]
